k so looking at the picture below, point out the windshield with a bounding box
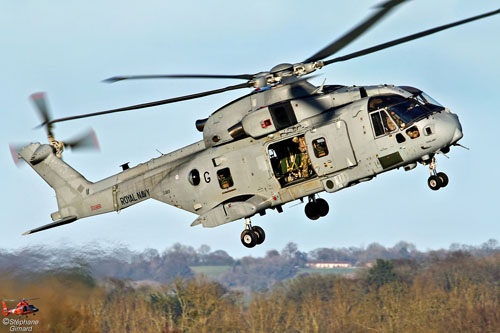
[387,100,430,128]
[369,94,444,128]
[414,92,445,113]
[415,91,443,107]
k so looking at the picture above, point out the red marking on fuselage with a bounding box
[91,204,102,211]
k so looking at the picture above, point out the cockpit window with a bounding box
[368,94,444,129]
[406,126,420,139]
[421,92,442,106]
[368,95,406,112]
[371,110,397,137]
[371,112,384,137]
[387,100,426,128]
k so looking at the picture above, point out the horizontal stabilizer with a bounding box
[22,216,77,235]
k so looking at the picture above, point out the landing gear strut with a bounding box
[305,195,330,220]
[240,218,266,248]
[427,157,449,191]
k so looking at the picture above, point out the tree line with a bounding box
[1,250,499,332]
[1,239,500,292]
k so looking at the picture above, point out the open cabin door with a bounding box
[305,120,357,176]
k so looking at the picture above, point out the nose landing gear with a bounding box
[240,217,266,248]
[305,195,330,220]
[427,157,449,191]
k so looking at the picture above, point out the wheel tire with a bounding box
[252,226,266,245]
[437,172,449,187]
[305,202,320,220]
[428,175,442,191]
[316,198,330,217]
[241,229,257,248]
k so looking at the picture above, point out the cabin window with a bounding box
[312,137,329,158]
[188,169,200,186]
[268,135,315,187]
[217,168,234,189]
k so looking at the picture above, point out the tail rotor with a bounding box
[9,92,100,165]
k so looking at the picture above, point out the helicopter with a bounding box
[2,298,39,317]
[11,0,500,248]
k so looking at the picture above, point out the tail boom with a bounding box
[2,301,8,316]
[18,143,115,226]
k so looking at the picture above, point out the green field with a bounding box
[190,265,232,278]
[190,265,358,279]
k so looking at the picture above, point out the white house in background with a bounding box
[306,262,352,269]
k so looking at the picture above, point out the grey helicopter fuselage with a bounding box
[19,79,462,234]
[16,0,499,246]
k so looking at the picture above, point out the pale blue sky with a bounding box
[1,0,499,257]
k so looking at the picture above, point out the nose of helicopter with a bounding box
[449,113,463,145]
[435,111,463,146]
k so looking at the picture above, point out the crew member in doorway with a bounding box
[281,145,300,183]
[294,136,312,178]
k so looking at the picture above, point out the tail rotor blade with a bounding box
[30,92,54,137]
[30,92,50,123]
[9,143,27,167]
[27,93,101,156]
[65,129,100,152]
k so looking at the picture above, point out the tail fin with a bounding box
[2,301,8,316]
[18,143,92,221]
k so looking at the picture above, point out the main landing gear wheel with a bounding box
[305,196,330,220]
[427,157,449,191]
[252,226,265,245]
[316,198,329,217]
[241,229,257,248]
[240,218,266,248]
[428,175,442,191]
[305,202,320,220]
[437,172,449,188]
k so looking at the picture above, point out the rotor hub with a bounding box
[270,63,293,74]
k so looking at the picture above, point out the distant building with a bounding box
[306,262,352,269]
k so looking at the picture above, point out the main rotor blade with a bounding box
[304,0,407,63]
[324,8,500,66]
[104,74,255,83]
[47,82,252,125]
